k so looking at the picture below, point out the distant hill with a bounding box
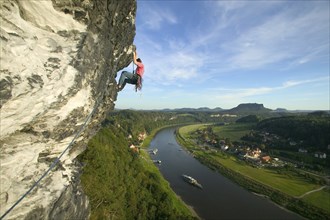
[225,103,272,114]
[272,108,288,112]
[139,104,326,114]
[160,104,273,114]
[162,107,223,112]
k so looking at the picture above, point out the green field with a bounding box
[177,123,330,218]
[213,155,320,197]
[302,188,330,212]
[212,123,255,141]
[179,124,209,135]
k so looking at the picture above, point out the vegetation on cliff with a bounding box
[78,110,199,219]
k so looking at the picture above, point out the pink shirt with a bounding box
[136,62,144,77]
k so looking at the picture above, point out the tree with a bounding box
[225,138,232,147]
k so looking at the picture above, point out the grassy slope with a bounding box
[79,126,198,220]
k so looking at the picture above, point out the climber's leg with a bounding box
[118,71,134,91]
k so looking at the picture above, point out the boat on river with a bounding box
[152,160,162,164]
[151,148,158,155]
[182,174,203,189]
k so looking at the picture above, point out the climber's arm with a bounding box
[133,50,139,65]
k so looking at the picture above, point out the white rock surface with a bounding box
[0,0,136,218]
[0,1,90,218]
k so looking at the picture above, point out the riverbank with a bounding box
[141,124,201,219]
[176,125,329,220]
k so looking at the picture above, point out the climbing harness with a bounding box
[0,96,101,220]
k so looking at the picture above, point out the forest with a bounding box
[256,114,330,151]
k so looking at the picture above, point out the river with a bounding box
[148,127,304,220]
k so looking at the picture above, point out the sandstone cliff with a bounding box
[0,0,136,219]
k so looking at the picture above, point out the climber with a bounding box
[117,48,144,92]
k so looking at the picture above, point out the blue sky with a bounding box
[116,0,329,110]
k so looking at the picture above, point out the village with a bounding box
[192,127,328,170]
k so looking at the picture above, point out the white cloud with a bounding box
[138,2,330,85]
[217,1,247,12]
[144,50,205,83]
[136,31,207,85]
[282,77,330,88]
[223,3,329,70]
[139,3,177,30]
[181,1,329,73]
[210,76,329,101]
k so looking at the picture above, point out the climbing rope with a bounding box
[132,58,135,74]
[0,97,101,220]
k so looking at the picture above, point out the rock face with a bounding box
[0,0,136,219]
